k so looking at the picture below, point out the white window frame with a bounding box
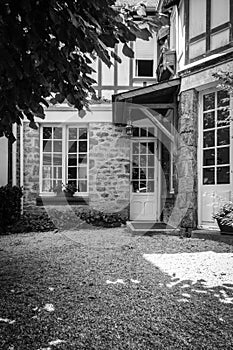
[39,124,89,196]
[133,34,157,78]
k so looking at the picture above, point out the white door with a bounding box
[130,131,158,220]
[199,89,232,228]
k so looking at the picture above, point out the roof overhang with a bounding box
[112,77,180,124]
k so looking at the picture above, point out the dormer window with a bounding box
[185,0,233,63]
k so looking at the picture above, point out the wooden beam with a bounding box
[142,103,175,109]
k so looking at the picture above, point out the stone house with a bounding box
[2,0,233,231]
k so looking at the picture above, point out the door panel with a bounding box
[199,90,232,228]
[130,137,158,221]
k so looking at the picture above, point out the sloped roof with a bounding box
[115,0,158,7]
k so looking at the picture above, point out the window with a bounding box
[40,125,88,194]
[202,90,230,185]
[134,35,156,77]
[186,0,232,62]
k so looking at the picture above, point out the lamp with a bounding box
[126,120,133,136]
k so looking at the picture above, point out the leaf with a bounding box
[111,51,122,64]
[122,43,134,58]
[29,121,38,129]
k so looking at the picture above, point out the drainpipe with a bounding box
[12,124,17,186]
[20,123,24,214]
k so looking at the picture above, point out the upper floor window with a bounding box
[186,0,233,62]
[134,35,156,77]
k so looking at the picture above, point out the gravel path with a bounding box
[0,228,233,349]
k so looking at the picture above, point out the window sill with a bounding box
[36,195,89,206]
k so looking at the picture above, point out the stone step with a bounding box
[127,221,180,236]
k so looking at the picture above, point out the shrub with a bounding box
[0,185,23,232]
[213,202,233,227]
[78,208,128,227]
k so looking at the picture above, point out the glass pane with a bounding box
[203,167,215,185]
[203,130,215,148]
[140,128,147,137]
[148,142,154,154]
[217,128,230,146]
[203,92,215,111]
[217,109,230,127]
[69,141,77,153]
[42,179,52,192]
[43,154,52,165]
[69,128,77,140]
[43,127,52,139]
[203,112,215,129]
[148,181,154,192]
[53,166,62,179]
[79,141,87,153]
[54,127,62,139]
[132,181,139,193]
[140,181,147,192]
[132,168,139,179]
[78,167,87,179]
[53,153,62,165]
[217,147,229,165]
[217,90,229,108]
[189,0,206,38]
[68,154,77,166]
[79,128,87,140]
[133,143,139,154]
[148,127,154,137]
[53,140,62,152]
[203,149,215,166]
[42,166,52,179]
[132,155,139,167]
[78,180,87,192]
[133,127,139,137]
[140,168,146,179]
[78,154,87,164]
[140,143,147,154]
[140,155,147,167]
[217,166,230,184]
[148,155,154,166]
[68,167,77,179]
[148,168,154,179]
[43,140,52,152]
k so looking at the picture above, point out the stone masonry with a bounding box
[23,122,40,210]
[175,88,198,229]
[89,123,130,213]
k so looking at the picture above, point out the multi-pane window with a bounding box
[187,0,232,62]
[202,90,230,185]
[41,126,88,194]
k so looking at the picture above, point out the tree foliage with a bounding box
[0,0,167,141]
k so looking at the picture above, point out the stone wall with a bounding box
[174,88,198,229]
[23,123,40,210]
[89,123,130,213]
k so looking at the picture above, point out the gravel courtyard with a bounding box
[0,228,233,350]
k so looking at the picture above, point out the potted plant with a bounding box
[63,183,77,197]
[213,202,233,234]
[53,183,77,197]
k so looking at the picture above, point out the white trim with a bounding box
[198,87,232,227]
[12,124,17,186]
[20,125,24,213]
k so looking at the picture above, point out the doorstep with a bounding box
[191,229,233,245]
[127,221,180,236]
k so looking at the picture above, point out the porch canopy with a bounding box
[112,78,180,143]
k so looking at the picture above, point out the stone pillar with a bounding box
[89,123,130,215]
[23,123,40,211]
[176,89,198,229]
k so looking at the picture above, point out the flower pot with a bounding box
[217,219,233,234]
